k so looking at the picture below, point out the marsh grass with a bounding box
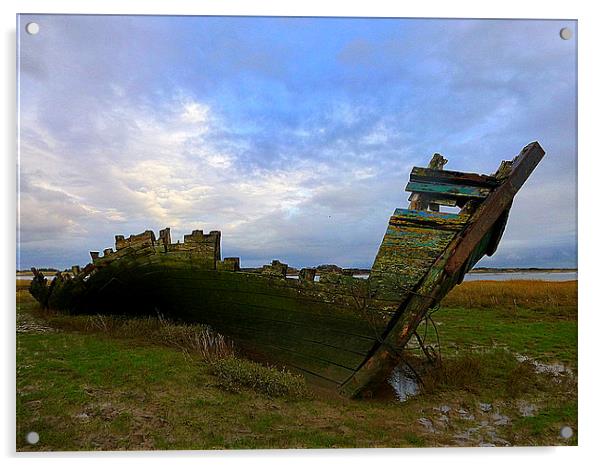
[16,279,32,291]
[442,280,577,314]
[505,360,542,398]
[88,314,235,362]
[420,348,554,399]
[29,307,234,362]
[420,352,484,394]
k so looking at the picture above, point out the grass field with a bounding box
[16,280,577,450]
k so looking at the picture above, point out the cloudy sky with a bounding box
[17,15,576,270]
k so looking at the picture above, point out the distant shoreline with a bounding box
[468,268,577,274]
[17,267,577,277]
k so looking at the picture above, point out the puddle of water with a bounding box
[388,362,420,402]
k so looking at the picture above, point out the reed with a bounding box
[16,279,32,290]
[441,280,577,311]
[85,313,234,361]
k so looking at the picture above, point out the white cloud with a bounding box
[181,101,210,124]
[19,90,401,267]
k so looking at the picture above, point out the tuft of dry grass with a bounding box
[505,360,540,398]
[420,352,484,394]
[29,307,235,363]
[85,314,235,361]
[418,347,564,400]
[442,280,577,312]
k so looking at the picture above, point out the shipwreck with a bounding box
[29,142,545,397]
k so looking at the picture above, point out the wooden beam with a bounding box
[444,141,545,275]
[406,181,491,199]
[410,167,500,188]
[408,154,447,210]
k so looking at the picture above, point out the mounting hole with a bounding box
[560,426,573,439]
[559,27,572,40]
[26,431,39,444]
[25,22,40,35]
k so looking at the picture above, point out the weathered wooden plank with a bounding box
[388,209,469,231]
[409,154,448,210]
[370,212,462,303]
[159,266,367,303]
[410,167,500,188]
[159,294,380,351]
[405,181,491,199]
[87,260,391,340]
[230,337,345,387]
[203,316,368,370]
[159,277,372,324]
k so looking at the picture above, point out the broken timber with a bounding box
[29,141,545,398]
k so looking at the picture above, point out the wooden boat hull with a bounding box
[29,142,545,397]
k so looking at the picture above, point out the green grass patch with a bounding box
[417,306,577,368]
[509,401,578,446]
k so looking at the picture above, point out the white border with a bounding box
[2,1,598,465]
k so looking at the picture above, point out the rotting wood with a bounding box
[410,167,500,188]
[405,181,491,199]
[408,153,448,211]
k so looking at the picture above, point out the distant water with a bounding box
[17,274,56,281]
[288,271,576,282]
[463,271,577,282]
[18,271,577,282]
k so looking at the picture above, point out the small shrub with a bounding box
[211,356,310,399]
